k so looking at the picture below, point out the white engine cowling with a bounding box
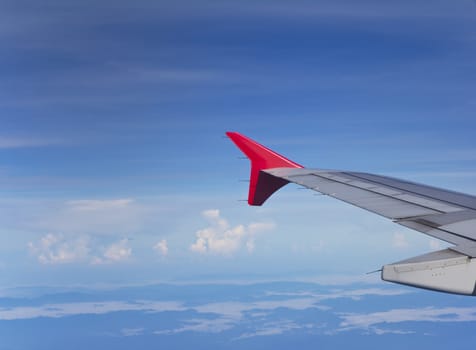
[382,248,476,295]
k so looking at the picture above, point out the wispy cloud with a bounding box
[190,209,275,255]
[67,199,134,211]
[0,136,63,149]
[122,67,236,85]
[121,328,145,337]
[35,198,144,235]
[219,1,475,21]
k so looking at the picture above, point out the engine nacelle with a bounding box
[382,248,476,295]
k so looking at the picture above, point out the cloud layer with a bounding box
[2,281,464,341]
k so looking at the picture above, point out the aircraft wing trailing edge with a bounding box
[226,131,476,295]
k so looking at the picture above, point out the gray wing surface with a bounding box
[227,131,476,295]
[266,167,476,257]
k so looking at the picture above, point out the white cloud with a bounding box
[190,209,275,255]
[193,298,320,320]
[67,199,134,211]
[29,234,132,265]
[371,328,415,336]
[190,236,207,254]
[265,287,411,302]
[155,297,321,336]
[121,328,145,337]
[392,232,409,249]
[154,318,235,335]
[0,283,427,340]
[99,239,132,264]
[0,301,184,320]
[153,239,168,257]
[28,233,90,264]
[0,295,319,322]
[236,320,310,339]
[338,306,476,333]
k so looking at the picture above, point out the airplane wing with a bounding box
[226,131,476,296]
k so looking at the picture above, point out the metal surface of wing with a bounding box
[266,167,476,255]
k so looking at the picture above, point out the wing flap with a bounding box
[396,219,473,246]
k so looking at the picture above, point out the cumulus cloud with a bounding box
[104,238,132,261]
[29,234,132,265]
[93,238,132,264]
[190,209,275,255]
[153,239,168,257]
[28,233,90,264]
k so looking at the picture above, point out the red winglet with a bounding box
[226,132,303,206]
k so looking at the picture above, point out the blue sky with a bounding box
[1,0,476,289]
[3,1,476,348]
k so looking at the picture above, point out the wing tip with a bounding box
[226,131,303,205]
[225,131,303,169]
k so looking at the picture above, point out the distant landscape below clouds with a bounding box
[2,280,476,350]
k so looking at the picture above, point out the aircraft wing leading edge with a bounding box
[226,131,476,295]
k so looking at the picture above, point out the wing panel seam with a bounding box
[343,172,476,212]
[295,173,446,218]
